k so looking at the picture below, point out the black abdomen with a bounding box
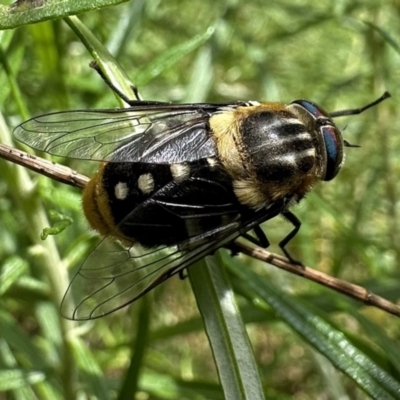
[99,160,240,247]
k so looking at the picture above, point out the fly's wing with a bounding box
[13,102,236,164]
[61,227,240,320]
[61,175,281,320]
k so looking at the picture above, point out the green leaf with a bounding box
[134,27,215,87]
[183,45,213,103]
[117,297,151,400]
[71,337,109,398]
[0,0,128,30]
[140,371,224,399]
[0,256,28,296]
[0,369,45,391]
[0,312,49,370]
[65,15,138,104]
[40,210,72,240]
[363,21,400,55]
[189,255,265,400]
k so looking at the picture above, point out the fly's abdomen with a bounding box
[82,159,240,247]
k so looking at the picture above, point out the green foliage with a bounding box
[1,0,400,399]
[40,210,72,240]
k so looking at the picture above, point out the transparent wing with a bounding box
[60,198,284,321]
[13,103,226,163]
[60,223,242,320]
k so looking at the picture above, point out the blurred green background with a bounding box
[0,0,400,399]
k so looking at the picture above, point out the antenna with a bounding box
[329,91,391,118]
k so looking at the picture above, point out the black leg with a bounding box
[241,226,270,248]
[280,211,303,265]
[253,225,269,248]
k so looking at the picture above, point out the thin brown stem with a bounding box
[0,143,89,188]
[234,241,400,317]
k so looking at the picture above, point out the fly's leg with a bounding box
[226,226,270,256]
[241,225,270,248]
[280,211,303,266]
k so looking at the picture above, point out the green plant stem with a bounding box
[189,256,265,400]
[0,113,77,400]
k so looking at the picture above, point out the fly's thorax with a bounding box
[209,109,244,177]
[210,103,321,209]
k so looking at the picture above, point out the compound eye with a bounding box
[321,125,343,181]
[288,100,344,181]
[291,99,328,119]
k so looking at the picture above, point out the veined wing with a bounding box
[60,225,240,320]
[13,102,237,164]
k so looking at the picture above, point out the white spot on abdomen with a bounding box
[138,173,155,194]
[114,182,129,200]
[170,163,190,182]
[207,157,218,168]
